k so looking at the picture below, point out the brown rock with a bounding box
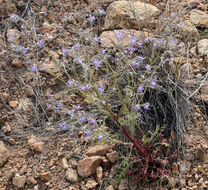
[195,148,206,162]
[77,156,102,177]
[197,39,208,56]
[180,161,191,174]
[27,176,37,185]
[28,136,44,153]
[180,179,186,187]
[179,20,199,41]
[9,100,18,108]
[8,138,16,145]
[96,166,103,184]
[66,168,78,183]
[85,179,98,189]
[12,59,23,68]
[106,185,115,190]
[184,153,195,161]
[106,151,119,163]
[118,178,128,190]
[61,157,69,169]
[104,1,160,30]
[172,163,179,174]
[40,171,51,181]
[0,141,9,167]
[190,9,208,28]
[12,175,26,188]
[100,29,152,48]
[86,144,113,157]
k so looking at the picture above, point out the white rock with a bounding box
[190,9,208,28]
[197,39,208,56]
[66,168,78,183]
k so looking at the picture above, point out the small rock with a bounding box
[66,168,78,183]
[12,59,23,67]
[197,39,208,56]
[77,156,102,177]
[184,153,195,161]
[96,166,103,184]
[27,176,37,185]
[195,147,206,162]
[28,135,44,153]
[118,178,128,190]
[40,171,51,181]
[104,1,161,30]
[0,141,9,167]
[195,173,199,180]
[180,161,191,174]
[8,138,16,145]
[180,179,186,187]
[9,100,18,108]
[61,157,69,169]
[106,151,119,163]
[106,185,114,190]
[12,175,26,188]
[172,163,179,174]
[85,179,98,190]
[86,144,114,157]
[199,177,203,184]
[190,9,208,28]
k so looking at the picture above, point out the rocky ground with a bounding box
[0,0,208,189]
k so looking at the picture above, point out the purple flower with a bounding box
[101,49,106,55]
[68,109,74,116]
[144,103,150,110]
[46,104,51,109]
[97,135,103,141]
[89,15,96,22]
[85,130,91,140]
[32,64,38,72]
[128,46,135,53]
[80,116,86,123]
[56,24,62,29]
[89,119,96,125]
[116,30,124,40]
[76,104,82,110]
[79,85,88,91]
[62,47,67,54]
[137,42,143,48]
[178,23,183,29]
[9,14,19,22]
[178,42,184,48]
[37,40,44,48]
[144,37,150,43]
[131,37,136,44]
[98,85,105,94]
[150,80,156,87]
[99,9,106,15]
[92,59,101,68]
[93,35,99,42]
[134,104,141,111]
[43,11,47,16]
[74,43,80,49]
[67,79,73,86]
[60,123,69,130]
[137,86,144,92]
[171,12,176,17]
[145,64,151,71]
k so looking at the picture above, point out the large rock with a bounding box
[86,144,114,156]
[0,141,9,167]
[100,29,151,48]
[104,1,160,30]
[77,156,102,177]
[197,39,208,56]
[179,20,199,41]
[190,9,208,28]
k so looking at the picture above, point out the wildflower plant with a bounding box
[3,1,192,188]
